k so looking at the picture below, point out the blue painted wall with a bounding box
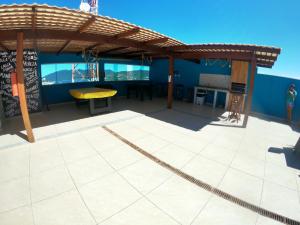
[37,54,300,122]
[150,59,300,121]
[150,59,231,104]
[252,74,300,121]
[150,59,231,85]
[38,53,149,104]
[150,59,232,105]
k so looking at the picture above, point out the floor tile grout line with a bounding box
[91,128,182,224]
[103,126,300,225]
[82,129,151,224]
[188,136,222,225]
[210,128,246,191]
[105,124,220,225]
[141,124,218,156]
[0,172,30,187]
[54,137,98,225]
[140,143,209,225]
[297,179,300,205]
[189,192,215,225]
[0,113,146,152]
[28,145,37,225]
[190,132,245,225]
[297,173,300,202]
[0,203,30,216]
[141,195,182,225]
[81,130,147,173]
[1,103,298,221]
[28,187,76,205]
[103,127,209,224]
[119,122,216,198]
[129,107,223,151]
[190,136,243,225]
[95,196,145,225]
[82,127,182,225]
[256,142,268,224]
[116,169,183,225]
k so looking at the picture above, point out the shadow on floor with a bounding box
[0,98,237,138]
[268,147,300,170]
[1,98,283,142]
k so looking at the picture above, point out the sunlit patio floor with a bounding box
[0,98,299,225]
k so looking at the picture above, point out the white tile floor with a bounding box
[0,98,300,225]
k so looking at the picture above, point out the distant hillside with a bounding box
[105,69,149,81]
[42,69,90,84]
[42,68,149,84]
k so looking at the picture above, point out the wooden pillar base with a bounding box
[243,55,257,128]
[16,32,35,143]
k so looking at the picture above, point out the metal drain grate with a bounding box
[103,126,300,225]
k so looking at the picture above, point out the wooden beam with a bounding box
[243,55,257,127]
[78,43,104,55]
[0,41,9,51]
[57,40,71,55]
[114,27,140,39]
[109,50,147,58]
[144,37,169,45]
[16,32,35,143]
[167,55,174,109]
[58,16,95,55]
[124,50,146,55]
[169,44,281,54]
[256,55,277,61]
[175,52,254,61]
[150,52,255,62]
[78,16,96,33]
[0,29,174,55]
[88,43,104,50]
[79,27,140,54]
[98,47,128,55]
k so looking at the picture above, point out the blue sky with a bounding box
[8,0,300,78]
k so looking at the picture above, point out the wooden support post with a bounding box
[243,55,257,127]
[16,32,35,143]
[167,56,174,109]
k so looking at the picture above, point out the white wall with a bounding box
[199,73,230,89]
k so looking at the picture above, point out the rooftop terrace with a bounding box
[0,98,299,225]
[0,3,299,225]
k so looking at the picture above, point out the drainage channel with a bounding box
[103,126,300,225]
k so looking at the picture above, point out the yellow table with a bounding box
[69,88,117,115]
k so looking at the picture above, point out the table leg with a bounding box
[225,92,229,110]
[89,99,95,115]
[107,97,112,111]
[213,91,217,108]
[89,98,112,115]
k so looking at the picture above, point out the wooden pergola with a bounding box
[0,4,281,142]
